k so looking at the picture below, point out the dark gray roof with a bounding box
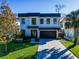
[18,13,61,17]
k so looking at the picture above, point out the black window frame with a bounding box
[53,18,57,24]
[40,18,44,24]
[32,18,36,25]
[21,18,25,24]
[46,18,50,24]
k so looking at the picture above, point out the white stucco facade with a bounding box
[18,13,61,39]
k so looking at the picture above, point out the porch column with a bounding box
[57,30,59,38]
[37,29,40,39]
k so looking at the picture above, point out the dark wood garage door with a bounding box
[40,31,56,38]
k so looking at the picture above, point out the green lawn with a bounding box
[0,41,38,59]
[61,40,79,58]
[69,37,79,41]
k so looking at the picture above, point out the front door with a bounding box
[31,30,37,38]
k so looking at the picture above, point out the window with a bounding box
[21,18,25,24]
[46,18,50,24]
[60,23,63,28]
[53,18,57,24]
[32,18,36,25]
[21,29,25,36]
[40,18,44,24]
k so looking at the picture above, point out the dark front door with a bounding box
[40,31,56,38]
[31,30,37,38]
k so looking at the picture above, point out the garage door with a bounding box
[40,31,56,38]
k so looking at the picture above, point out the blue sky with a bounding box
[0,0,79,14]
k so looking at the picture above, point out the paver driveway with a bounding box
[37,39,78,59]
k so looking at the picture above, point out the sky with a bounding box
[0,0,79,14]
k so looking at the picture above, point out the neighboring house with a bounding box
[60,14,66,30]
[60,17,74,39]
[18,13,61,39]
[15,14,20,31]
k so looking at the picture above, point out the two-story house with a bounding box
[18,13,61,39]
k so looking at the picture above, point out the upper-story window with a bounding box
[46,18,50,24]
[32,18,36,25]
[40,18,44,24]
[21,18,25,24]
[53,18,57,24]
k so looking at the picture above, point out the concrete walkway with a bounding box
[37,39,78,59]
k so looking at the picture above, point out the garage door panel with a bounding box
[40,31,56,38]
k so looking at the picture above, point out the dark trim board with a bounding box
[28,26,38,28]
[18,13,61,17]
[28,26,60,30]
[39,28,60,30]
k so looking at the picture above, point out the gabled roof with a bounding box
[18,13,61,17]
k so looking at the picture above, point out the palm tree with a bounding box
[65,16,72,29]
[66,11,78,45]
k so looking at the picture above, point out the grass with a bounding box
[69,37,79,41]
[77,37,79,40]
[0,41,38,59]
[61,40,79,58]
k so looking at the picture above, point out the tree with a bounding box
[0,0,19,52]
[66,11,79,45]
